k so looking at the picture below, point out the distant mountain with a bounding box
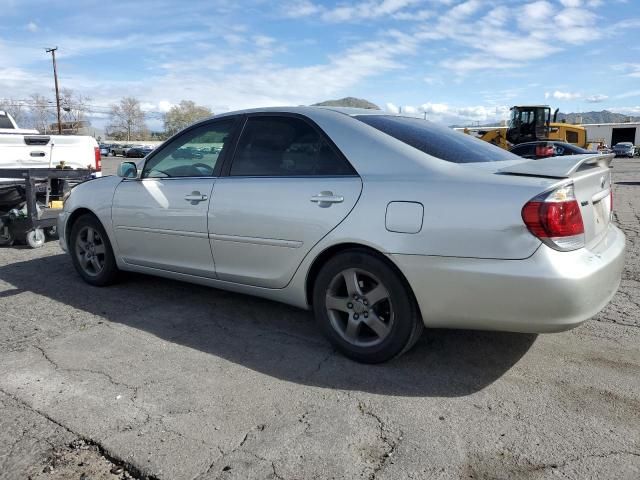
[556,110,640,124]
[312,97,380,110]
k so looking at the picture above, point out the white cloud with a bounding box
[585,94,608,103]
[613,106,640,116]
[420,102,449,114]
[253,35,276,48]
[559,0,581,7]
[26,21,38,32]
[385,102,399,113]
[284,0,423,22]
[223,33,245,46]
[615,90,640,100]
[544,90,581,100]
[612,63,640,78]
[383,101,510,125]
[158,100,173,112]
[522,1,554,21]
[441,56,522,73]
[285,0,323,17]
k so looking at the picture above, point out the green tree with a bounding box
[163,100,212,137]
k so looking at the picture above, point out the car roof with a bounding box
[211,105,391,120]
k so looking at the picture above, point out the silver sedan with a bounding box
[58,107,625,363]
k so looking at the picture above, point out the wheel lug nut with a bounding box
[347,303,353,309]
[364,313,368,318]
[353,313,359,320]
[363,300,368,306]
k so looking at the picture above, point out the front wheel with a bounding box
[313,250,423,363]
[69,214,119,286]
[26,228,45,248]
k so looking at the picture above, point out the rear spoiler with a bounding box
[498,153,614,179]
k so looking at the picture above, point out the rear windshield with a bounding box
[355,115,520,163]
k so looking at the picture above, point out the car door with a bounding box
[111,118,238,278]
[209,114,362,289]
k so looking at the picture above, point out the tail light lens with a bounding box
[522,184,585,251]
[535,144,555,158]
[94,146,102,172]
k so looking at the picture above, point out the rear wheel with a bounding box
[69,214,119,286]
[0,226,14,247]
[312,250,423,363]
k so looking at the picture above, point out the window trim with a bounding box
[219,112,359,178]
[139,116,242,180]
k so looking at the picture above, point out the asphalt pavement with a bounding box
[0,157,638,480]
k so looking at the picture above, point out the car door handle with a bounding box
[310,191,344,207]
[184,192,208,203]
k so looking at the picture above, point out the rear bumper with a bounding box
[391,224,626,333]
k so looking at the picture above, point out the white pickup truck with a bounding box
[0,111,101,175]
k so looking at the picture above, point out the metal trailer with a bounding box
[0,168,92,248]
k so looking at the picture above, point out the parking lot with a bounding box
[0,157,638,479]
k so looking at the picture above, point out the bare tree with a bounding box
[0,98,27,126]
[59,88,91,133]
[163,100,212,137]
[29,94,54,133]
[107,97,147,141]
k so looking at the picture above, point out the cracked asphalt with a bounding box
[1,157,638,480]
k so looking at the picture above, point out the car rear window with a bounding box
[355,115,521,163]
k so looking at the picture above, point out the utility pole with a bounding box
[46,47,62,134]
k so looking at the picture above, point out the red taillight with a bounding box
[522,200,584,237]
[94,146,102,171]
[535,145,554,158]
[522,184,585,251]
[610,189,613,214]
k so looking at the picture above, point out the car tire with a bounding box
[26,228,46,248]
[69,214,119,286]
[312,249,423,363]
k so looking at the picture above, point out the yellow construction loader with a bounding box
[464,105,587,150]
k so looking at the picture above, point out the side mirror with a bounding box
[117,161,137,178]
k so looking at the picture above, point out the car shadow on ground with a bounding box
[0,253,537,398]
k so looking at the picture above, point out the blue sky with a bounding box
[1,0,639,129]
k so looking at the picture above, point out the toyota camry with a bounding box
[58,107,625,363]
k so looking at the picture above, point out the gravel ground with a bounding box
[0,157,638,480]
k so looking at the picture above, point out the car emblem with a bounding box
[600,176,606,189]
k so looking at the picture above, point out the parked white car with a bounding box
[59,107,625,363]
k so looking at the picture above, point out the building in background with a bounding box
[582,122,640,147]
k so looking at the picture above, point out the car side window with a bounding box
[510,145,525,156]
[511,144,534,158]
[229,116,355,176]
[142,119,235,178]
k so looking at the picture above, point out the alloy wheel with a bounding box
[75,226,107,276]
[325,268,394,347]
